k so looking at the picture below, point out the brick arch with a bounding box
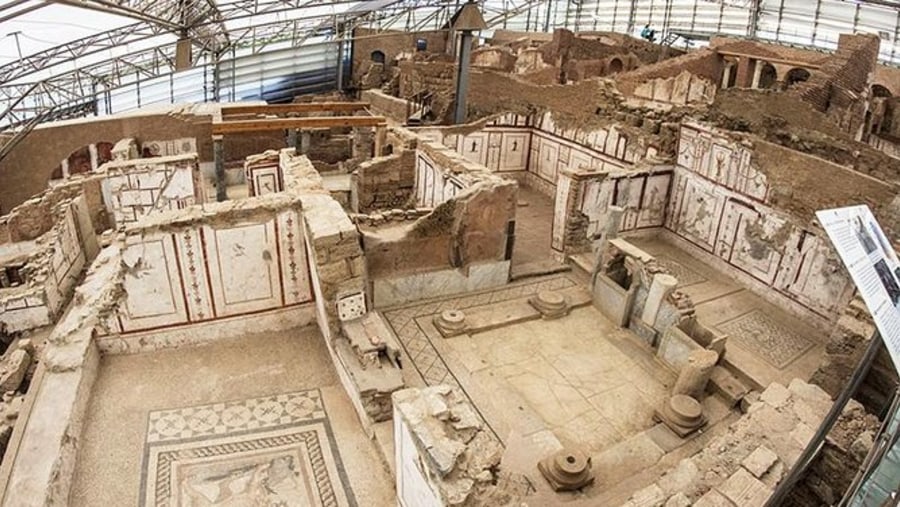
[784,67,812,89]
[872,83,894,98]
[758,61,778,89]
[51,141,114,181]
[607,57,623,75]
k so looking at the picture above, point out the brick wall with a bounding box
[351,27,449,87]
[792,33,881,137]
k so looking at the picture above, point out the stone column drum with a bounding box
[672,348,719,399]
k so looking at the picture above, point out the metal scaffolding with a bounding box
[0,0,897,132]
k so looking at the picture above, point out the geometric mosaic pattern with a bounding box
[717,309,815,369]
[655,255,707,286]
[382,274,579,444]
[141,389,355,507]
[147,390,326,443]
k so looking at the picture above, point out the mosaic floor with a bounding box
[141,389,354,507]
[717,309,815,369]
[654,255,707,287]
[70,328,393,507]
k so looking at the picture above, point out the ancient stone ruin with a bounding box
[0,8,897,507]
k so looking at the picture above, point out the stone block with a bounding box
[742,446,779,479]
[716,468,771,507]
[759,383,791,408]
[665,492,692,507]
[658,458,699,496]
[709,366,749,407]
[629,317,658,347]
[592,273,636,327]
[657,325,703,371]
[625,483,665,506]
[693,489,734,507]
[0,350,31,393]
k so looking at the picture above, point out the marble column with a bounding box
[672,348,719,399]
[287,129,298,151]
[721,63,733,89]
[751,59,763,89]
[374,124,387,157]
[213,134,226,202]
[299,131,311,154]
[641,273,677,327]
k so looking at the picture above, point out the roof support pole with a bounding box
[453,30,473,125]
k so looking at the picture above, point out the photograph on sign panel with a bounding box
[873,259,900,306]
[855,216,879,254]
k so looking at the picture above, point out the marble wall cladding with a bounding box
[373,261,511,308]
[140,137,198,158]
[666,123,853,319]
[100,155,204,227]
[395,408,443,507]
[103,209,313,335]
[580,170,672,239]
[414,149,466,208]
[246,163,282,196]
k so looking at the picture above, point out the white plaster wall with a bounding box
[101,157,202,226]
[246,165,281,196]
[104,210,314,336]
[414,150,466,208]
[0,293,51,332]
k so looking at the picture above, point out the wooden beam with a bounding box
[220,102,371,117]
[212,116,386,135]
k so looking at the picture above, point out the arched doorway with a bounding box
[784,68,811,89]
[872,84,892,98]
[758,62,777,89]
[370,50,386,65]
[607,58,623,75]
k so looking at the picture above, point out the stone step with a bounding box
[509,259,570,282]
[566,252,594,280]
[708,366,752,408]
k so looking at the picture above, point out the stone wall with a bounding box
[352,27,449,87]
[632,70,716,106]
[665,122,885,322]
[361,89,412,124]
[0,194,99,333]
[0,106,284,215]
[393,385,517,507]
[616,48,724,99]
[810,296,899,415]
[0,175,107,244]
[363,140,515,307]
[354,150,416,212]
